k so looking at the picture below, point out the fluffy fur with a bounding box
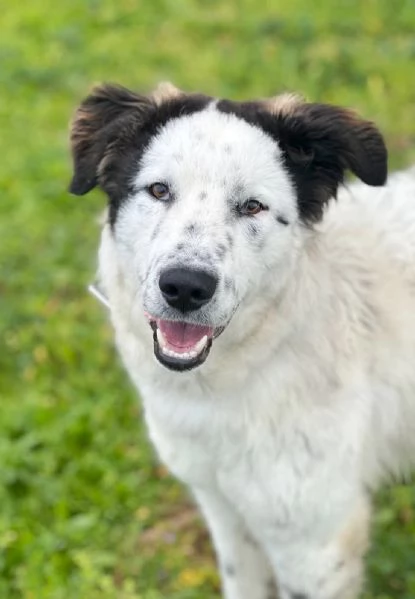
[69,82,415,599]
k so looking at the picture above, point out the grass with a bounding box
[1,0,415,596]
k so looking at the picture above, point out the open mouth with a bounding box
[148,318,217,372]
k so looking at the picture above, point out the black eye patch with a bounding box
[276,214,290,226]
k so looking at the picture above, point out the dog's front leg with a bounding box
[194,489,278,599]
[263,497,371,599]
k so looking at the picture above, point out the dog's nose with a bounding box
[159,268,218,312]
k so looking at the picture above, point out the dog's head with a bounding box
[69,82,387,372]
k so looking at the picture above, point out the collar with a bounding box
[88,282,110,310]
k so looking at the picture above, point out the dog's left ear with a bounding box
[271,101,388,223]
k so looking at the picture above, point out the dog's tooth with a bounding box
[157,328,166,347]
[194,335,208,355]
[160,346,196,361]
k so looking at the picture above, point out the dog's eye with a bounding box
[238,199,266,216]
[148,182,171,201]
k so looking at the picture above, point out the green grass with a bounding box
[1,0,415,596]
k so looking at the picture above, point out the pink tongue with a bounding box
[158,320,213,351]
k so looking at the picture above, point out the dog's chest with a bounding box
[142,379,341,534]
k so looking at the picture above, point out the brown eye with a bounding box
[239,199,265,216]
[148,182,171,201]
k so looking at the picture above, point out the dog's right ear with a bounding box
[69,84,155,196]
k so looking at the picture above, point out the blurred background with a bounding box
[1,0,415,597]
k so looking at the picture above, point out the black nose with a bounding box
[159,268,218,312]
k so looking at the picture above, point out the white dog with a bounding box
[69,82,415,599]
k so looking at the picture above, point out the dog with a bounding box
[69,81,415,599]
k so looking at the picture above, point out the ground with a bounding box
[1,0,415,597]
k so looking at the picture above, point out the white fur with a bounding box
[97,105,415,599]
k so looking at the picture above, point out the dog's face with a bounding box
[69,83,387,372]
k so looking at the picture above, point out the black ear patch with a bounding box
[69,84,155,196]
[276,103,388,223]
[218,99,388,224]
[69,84,211,225]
